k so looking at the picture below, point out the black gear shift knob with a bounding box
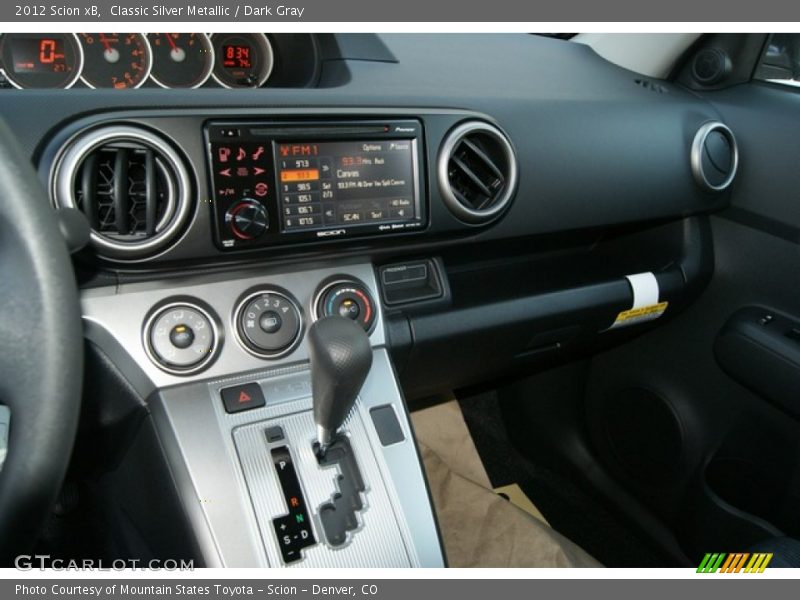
[308,316,373,455]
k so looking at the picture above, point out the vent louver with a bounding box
[438,121,518,225]
[52,126,191,260]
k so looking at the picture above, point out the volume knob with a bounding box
[226,198,268,240]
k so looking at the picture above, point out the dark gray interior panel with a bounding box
[10,33,731,272]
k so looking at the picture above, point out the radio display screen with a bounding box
[206,119,425,250]
[275,139,417,233]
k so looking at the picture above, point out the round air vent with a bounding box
[438,121,518,225]
[52,125,192,260]
[691,48,732,86]
[691,122,739,193]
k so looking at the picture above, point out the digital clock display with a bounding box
[222,45,252,69]
[211,33,272,88]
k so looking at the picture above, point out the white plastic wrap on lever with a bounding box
[626,272,660,309]
[607,271,668,330]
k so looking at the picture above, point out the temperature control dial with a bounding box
[235,290,302,358]
[316,280,376,332]
[145,303,218,374]
[225,198,268,240]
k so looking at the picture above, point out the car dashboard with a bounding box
[0,32,736,568]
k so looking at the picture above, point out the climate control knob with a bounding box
[235,289,302,358]
[225,198,268,240]
[145,302,218,374]
[316,279,376,332]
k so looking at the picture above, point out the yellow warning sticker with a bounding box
[611,301,669,329]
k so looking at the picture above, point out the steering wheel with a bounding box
[0,119,83,565]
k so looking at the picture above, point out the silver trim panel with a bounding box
[233,403,412,566]
[83,262,442,567]
[151,350,441,567]
[691,121,739,193]
[0,405,9,473]
[81,263,385,393]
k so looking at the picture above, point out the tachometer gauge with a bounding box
[0,33,83,89]
[211,33,273,88]
[147,33,213,89]
[78,33,151,89]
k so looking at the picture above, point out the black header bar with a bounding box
[3,0,800,22]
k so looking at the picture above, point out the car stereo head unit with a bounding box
[206,120,426,250]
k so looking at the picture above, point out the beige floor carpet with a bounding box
[411,400,601,568]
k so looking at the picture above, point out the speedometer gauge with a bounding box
[210,33,273,88]
[0,33,83,89]
[79,33,151,89]
[147,33,213,89]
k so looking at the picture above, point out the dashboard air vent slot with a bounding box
[52,125,192,260]
[77,145,167,238]
[438,121,518,225]
[634,78,669,94]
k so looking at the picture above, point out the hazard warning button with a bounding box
[221,382,266,414]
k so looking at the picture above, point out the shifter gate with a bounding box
[316,436,367,547]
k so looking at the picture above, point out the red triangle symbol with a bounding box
[238,390,251,403]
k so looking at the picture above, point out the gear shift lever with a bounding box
[308,316,373,456]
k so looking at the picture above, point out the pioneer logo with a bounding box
[317,229,346,238]
[394,127,416,133]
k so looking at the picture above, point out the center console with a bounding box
[81,262,445,567]
[56,107,514,568]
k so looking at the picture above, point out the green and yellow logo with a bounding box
[697,552,773,573]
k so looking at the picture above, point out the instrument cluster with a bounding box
[0,33,275,89]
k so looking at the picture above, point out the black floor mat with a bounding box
[458,390,678,567]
